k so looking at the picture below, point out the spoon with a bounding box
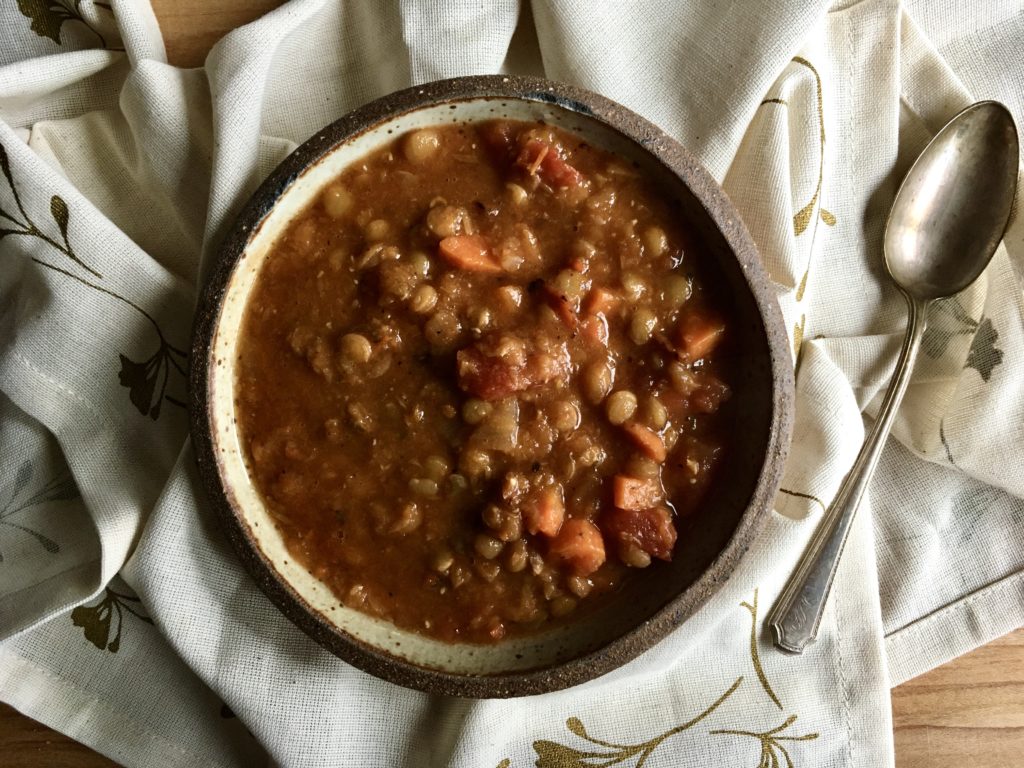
[767,101,1019,654]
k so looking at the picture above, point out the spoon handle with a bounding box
[767,295,930,654]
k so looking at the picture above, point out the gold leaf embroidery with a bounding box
[793,198,817,236]
[795,270,809,302]
[532,678,742,767]
[520,594,825,767]
[778,488,827,515]
[790,57,834,236]
[711,715,819,766]
[740,589,783,710]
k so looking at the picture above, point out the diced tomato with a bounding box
[612,475,663,511]
[621,421,667,462]
[522,487,565,537]
[456,335,569,401]
[518,139,549,176]
[457,346,525,400]
[516,139,585,189]
[583,287,621,317]
[542,285,578,329]
[604,506,677,561]
[548,519,606,576]
[675,311,726,360]
[438,235,502,273]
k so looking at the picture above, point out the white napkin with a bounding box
[1,1,1021,766]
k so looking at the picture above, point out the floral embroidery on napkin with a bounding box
[922,297,1004,382]
[71,581,152,653]
[777,488,827,516]
[710,715,820,768]
[788,57,836,236]
[533,680,741,768]
[17,0,121,50]
[0,143,101,278]
[0,142,188,419]
[741,589,783,710]
[0,459,77,561]
[509,592,819,767]
[759,56,836,362]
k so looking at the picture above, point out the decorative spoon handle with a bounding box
[767,294,930,654]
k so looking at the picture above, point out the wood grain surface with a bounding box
[2,2,1022,766]
[891,629,1024,767]
[154,0,285,68]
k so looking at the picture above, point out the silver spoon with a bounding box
[767,101,1019,654]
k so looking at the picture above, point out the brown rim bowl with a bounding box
[190,75,794,698]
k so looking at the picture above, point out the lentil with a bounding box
[605,390,638,425]
[643,225,668,256]
[404,129,441,163]
[462,398,492,425]
[409,284,438,314]
[474,534,505,560]
[322,184,353,219]
[629,307,658,346]
[365,218,390,241]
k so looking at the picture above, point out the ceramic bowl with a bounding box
[190,75,794,698]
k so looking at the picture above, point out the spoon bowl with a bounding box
[885,101,1019,300]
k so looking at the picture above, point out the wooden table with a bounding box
[3,3,1024,766]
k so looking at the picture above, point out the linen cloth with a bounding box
[0,0,1021,765]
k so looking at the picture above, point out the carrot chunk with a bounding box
[613,475,663,511]
[676,311,725,360]
[621,421,667,462]
[542,285,579,329]
[438,235,502,273]
[548,519,606,576]
[580,314,609,346]
[522,487,565,537]
[583,287,621,317]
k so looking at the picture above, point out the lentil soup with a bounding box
[235,119,735,644]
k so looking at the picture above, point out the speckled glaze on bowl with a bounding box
[190,75,794,698]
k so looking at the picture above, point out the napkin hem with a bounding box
[0,645,235,768]
[884,568,1024,686]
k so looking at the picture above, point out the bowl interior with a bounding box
[199,80,788,696]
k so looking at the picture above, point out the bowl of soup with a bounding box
[190,75,794,697]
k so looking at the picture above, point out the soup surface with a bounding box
[235,119,734,643]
